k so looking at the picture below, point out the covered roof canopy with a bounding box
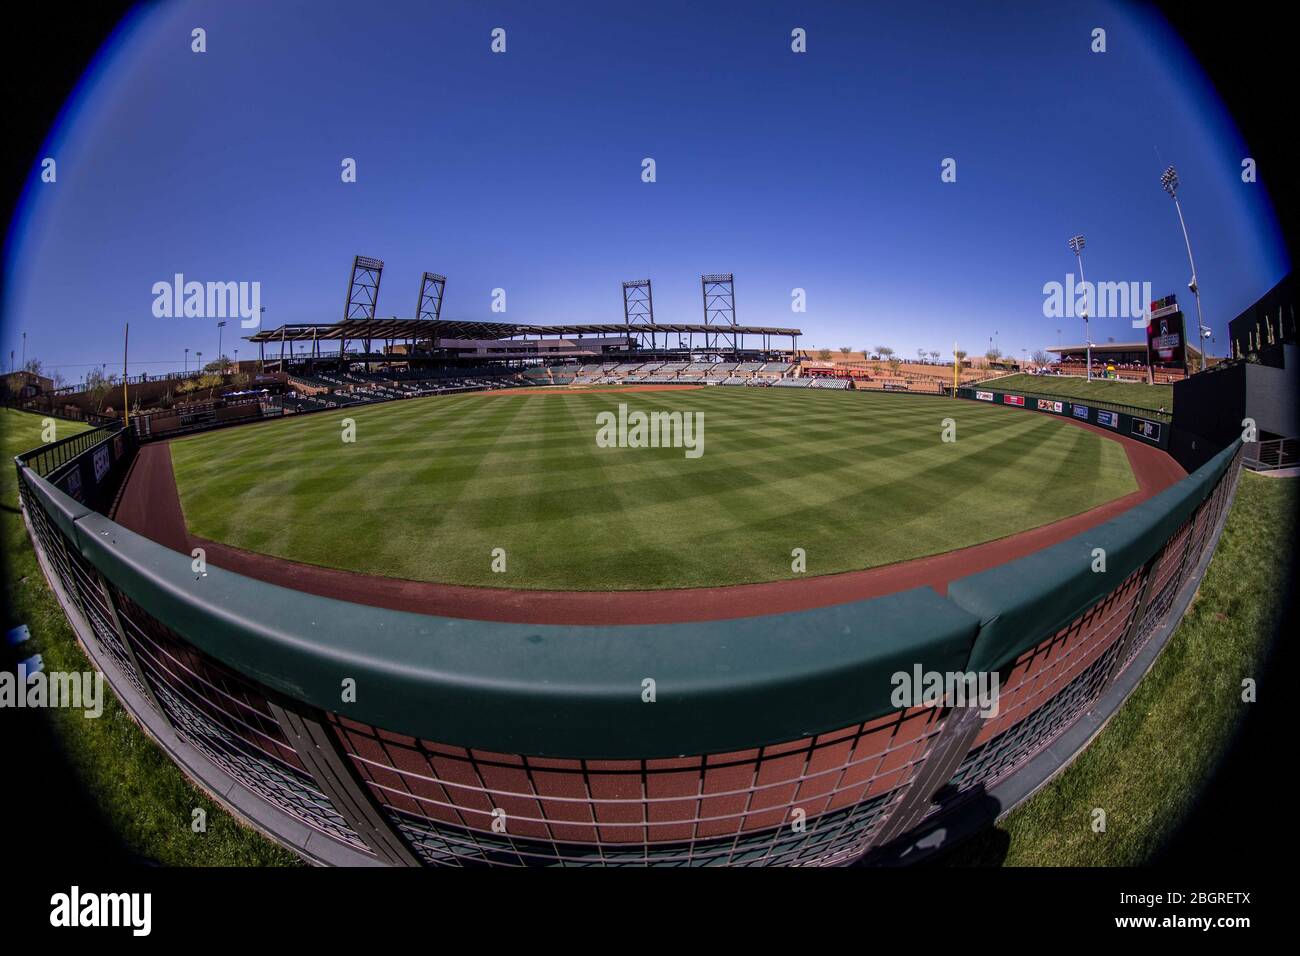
[1047,341,1202,358]
[247,318,802,344]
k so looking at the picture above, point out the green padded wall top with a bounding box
[27,467,980,757]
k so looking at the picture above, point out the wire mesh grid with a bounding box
[1121,486,1221,672]
[326,707,950,866]
[112,591,367,850]
[928,565,1145,815]
[20,490,152,700]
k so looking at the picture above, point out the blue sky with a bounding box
[3,0,1289,382]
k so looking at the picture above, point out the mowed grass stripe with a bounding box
[586,394,822,584]
[434,391,1044,519]
[171,388,1137,590]
[173,391,532,568]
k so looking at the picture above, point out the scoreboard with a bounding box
[1146,294,1187,372]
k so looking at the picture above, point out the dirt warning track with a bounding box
[113,407,1183,626]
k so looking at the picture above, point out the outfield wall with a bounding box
[956,384,1172,450]
[14,408,1242,866]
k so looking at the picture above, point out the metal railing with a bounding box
[13,422,123,479]
[968,376,1174,422]
[1246,437,1298,471]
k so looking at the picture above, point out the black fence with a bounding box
[956,385,1172,449]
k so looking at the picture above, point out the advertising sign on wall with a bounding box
[1131,418,1163,443]
[975,390,993,401]
[1003,394,1025,406]
[63,467,83,501]
[92,444,111,484]
[1073,404,1090,420]
[1036,399,1063,413]
[1097,409,1119,429]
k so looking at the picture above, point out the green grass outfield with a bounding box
[170,387,1137,590]
[987,373,1174,413]
[1,408,294,865]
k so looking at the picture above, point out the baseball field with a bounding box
[168,387,1138,591]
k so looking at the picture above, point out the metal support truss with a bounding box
[344,255,384,322]
[416,271,447,353]
[417,272,446,322]
[701,273,737,353]
[622,279,654,325]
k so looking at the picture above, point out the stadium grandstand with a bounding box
[245,257,802,378]
[1046,341,1202,383]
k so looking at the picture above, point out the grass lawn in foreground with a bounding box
[1,409,296,865]
[170,387,1137,590]
[940,470,1294,865]
[987,373,1174,414]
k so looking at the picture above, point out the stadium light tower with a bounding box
[1067,234,1090,380]
[1160,165,1210,371]
[217,320,227,374]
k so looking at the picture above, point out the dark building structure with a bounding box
[1228,271,1296,365]
[1174,272,1298,471]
